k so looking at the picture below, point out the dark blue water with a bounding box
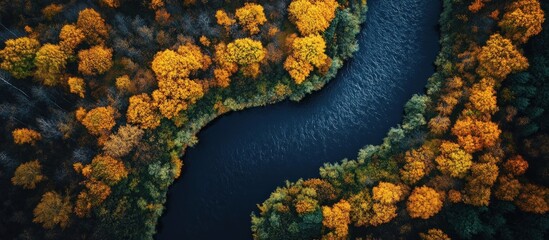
[156,0,441,239]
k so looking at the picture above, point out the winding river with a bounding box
[156,0,442,239]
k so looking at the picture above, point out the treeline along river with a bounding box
[156,0,442,239]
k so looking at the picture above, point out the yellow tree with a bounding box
[476,34,529,80]
[372,182,403,204]
[12,128,41,145]
[451,117,501,153]
[11,160,45,189]
[215,10,236,31]
[369,203,397,226]
[89,155,128,185]
[225,38,266,78]
[75,180,111,217]
[152,78,204,119]
[80,106,116,136]
[127,93,161,129]
[322,199,351,239]
[0,37,40,79]
[33,191,72,229]
[152,49,203,79]
[78,46,113,76]
[59,24,85,53]
[235,3,267,35]
[284,34,329,84]
[288,0,339,36]
[406,186,442,219]
[419,229,451,240]
[468,78,497,115]
[34,44,68,86]
[435,141,473,178]
[68,77,86,98]
[76,8,109,44]
[499,0,545,43]
[348,190,373,227]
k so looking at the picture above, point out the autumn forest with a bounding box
[0,0,547,239]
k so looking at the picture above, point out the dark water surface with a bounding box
[156,0,441,239]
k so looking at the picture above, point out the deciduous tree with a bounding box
[235,3,267,35]
[406,186,442,219]
[476,34,529,80]
[0,37,40,79]
[11,160,44,189]
[78,46,113,76]
[288,0,339,36]
[33,191,72,229]
[34,44,68,86]
[127,93,161,129]
[322,199,351,238]
[499,0,544,43]
[80,106,116,136]
[76,8,109,44]
[12,128,41,145]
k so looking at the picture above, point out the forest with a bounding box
[252,0,549,239]
[0,0,367,239]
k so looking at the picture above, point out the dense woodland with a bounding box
[252,0,549,239]
[0,0,366,239]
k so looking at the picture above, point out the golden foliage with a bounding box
[226,38,266,66]
[499,0,545,43]
[476,34,529,79]
[42,4,64,20]
[115,75,133,92]
[372,182,403,204]
[369,203,397,226]
[451,117,501,153]
[435,141,473,178]
[68,77,86,98]
[76,8,109,44]
[78,45,113,76]
[59,24,85,53]
[11,160,45,189]
[348,190,373,227]
[419,229,451,240]
[34,44,68,86]
[283,55,313,84]
[33,191,72,229]
[80,106,116,136]
[152,78,204,119]
[284,34,328,84]
[468,78,497,115]
[406,186,442,219]
[215,10,236,31]
[288,0,339,36]
[235,3,267,35]
[151,49,202,79]
[101,0,120,8]
[127,93,161,129]
[322,200,351,238]
[90,155,128,185]
[12,128,41,145]
[75,180,111,217]
[0,37,40,79]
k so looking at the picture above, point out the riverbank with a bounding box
[156,0,441,239]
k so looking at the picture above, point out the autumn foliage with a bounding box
[12,128,42,145]
[0,37,40,79]
[33,191,72,229]
[406,186,443,219]
[11,160,45,189]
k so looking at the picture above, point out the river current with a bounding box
[156,0,442,239]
